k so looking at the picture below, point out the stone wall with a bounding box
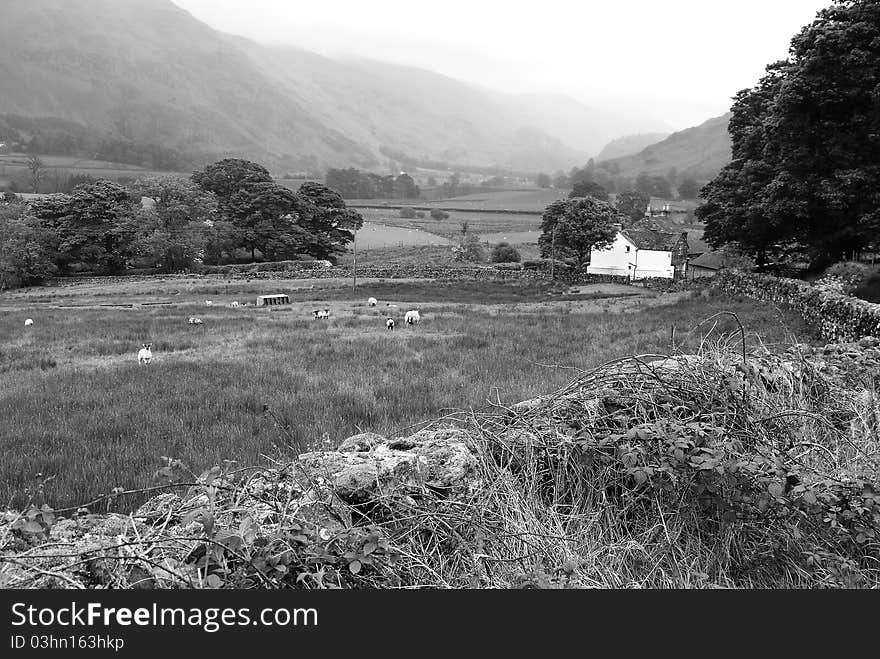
[714,269,880,341]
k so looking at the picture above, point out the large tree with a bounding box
[29,180,137,273]
[538,197,619,266]
[0,203,56,288]
[698,0,880,265]
[129,175,218,272]
[296,182,364,261]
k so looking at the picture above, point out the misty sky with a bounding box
[172,0,830,130]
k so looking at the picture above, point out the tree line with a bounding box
[536,161,701,200]
[0,158,363,289]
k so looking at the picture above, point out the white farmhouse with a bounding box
[587,226,689,280]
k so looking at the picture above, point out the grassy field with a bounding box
[353,207,541,241]
[0,278,815,510]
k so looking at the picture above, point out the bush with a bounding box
[430,208,450,221]
[490,242,521,263]
[399,207,417,219]
[819,261,873,294]
[416,211,425,218]
[452,234,486,263]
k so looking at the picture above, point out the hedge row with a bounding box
[714,269,880,341]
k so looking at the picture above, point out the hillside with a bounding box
[600,113,732,182]
[0,0,667,173]
[595,132,670,161]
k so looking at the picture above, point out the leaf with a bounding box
[22,521,44,534]
[802,491,818,506]
[768,482,785,498]
[204,574,223,589]
[348,560,362,575]
[633,470,647,486]
[362,542,378,555]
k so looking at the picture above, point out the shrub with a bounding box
[452,234,486,263]
[416,211,425,218]
[430,208,450,221]
[399,207,417,219]
[490,242,521,264]
[818,261,873,294]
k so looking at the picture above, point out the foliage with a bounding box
[28,179,137,274]
[326,168,394,199]
[127,176,217,272]
[698,0,880,266]
[429,208,450,221]
[192,160,362,264]
[0,204,56,288]
[538,197,619,266]
[614,190,650,224]
[399,206,418,219]
[569,181,608,201]
[816,261,873,295]
[452,233,486,263]
[392,173,420,199]
[490,242,521,263]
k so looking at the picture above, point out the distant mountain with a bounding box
[595,133,670,161]
[600,114,732,182]
[0,0,669,173]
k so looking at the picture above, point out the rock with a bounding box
[338,432,386,453]
[296,427,477,504]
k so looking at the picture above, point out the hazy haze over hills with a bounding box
[0,0,675,173]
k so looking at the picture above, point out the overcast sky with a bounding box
[172,0,830,130]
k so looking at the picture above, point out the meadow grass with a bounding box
[0,281,814,510]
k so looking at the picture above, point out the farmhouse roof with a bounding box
[619,228,681,251]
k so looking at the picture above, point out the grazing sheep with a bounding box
[386,318,395,331]
[188,317,203,325]
[137,343,153,365]
[205,300,213,306]
[368,297,378,307]
[386,303,399,310]
[24,318,33,327]
[229,301,240,308]
[313,309,331,319]
[405,310,421,327]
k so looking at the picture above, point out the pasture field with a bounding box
[0,278,814,510]
[353,207,541,241]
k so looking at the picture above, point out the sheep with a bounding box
[188,317,203,325]
[229,301,240,308]
[386,303,399,310]
[24,318,33,327]
[137,343,153,365]
[404,310,421,327]
[205,300,213,306]
[368,297,378,307]
[386,318,395,331]
[313,309,331,319]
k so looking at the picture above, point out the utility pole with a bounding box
[352,231,357,293]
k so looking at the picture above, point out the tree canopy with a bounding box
[615,190,650,224]
[569,180,609,201]
[697,0,880,266]
[538,197,619,266]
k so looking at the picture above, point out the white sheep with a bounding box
[405,310,421,327]
[386,318,395,330]
[386,303,399,309]
[24,318,33,327]
[188,317,203,325]
[368,297,378,307]
[313,309,331,319]
[137,343,153,365]
[205,300,213,306]
[229,301,240,308]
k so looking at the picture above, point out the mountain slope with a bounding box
[600,114,732,181]
[0,0,668,173]
[595,133,670,161]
